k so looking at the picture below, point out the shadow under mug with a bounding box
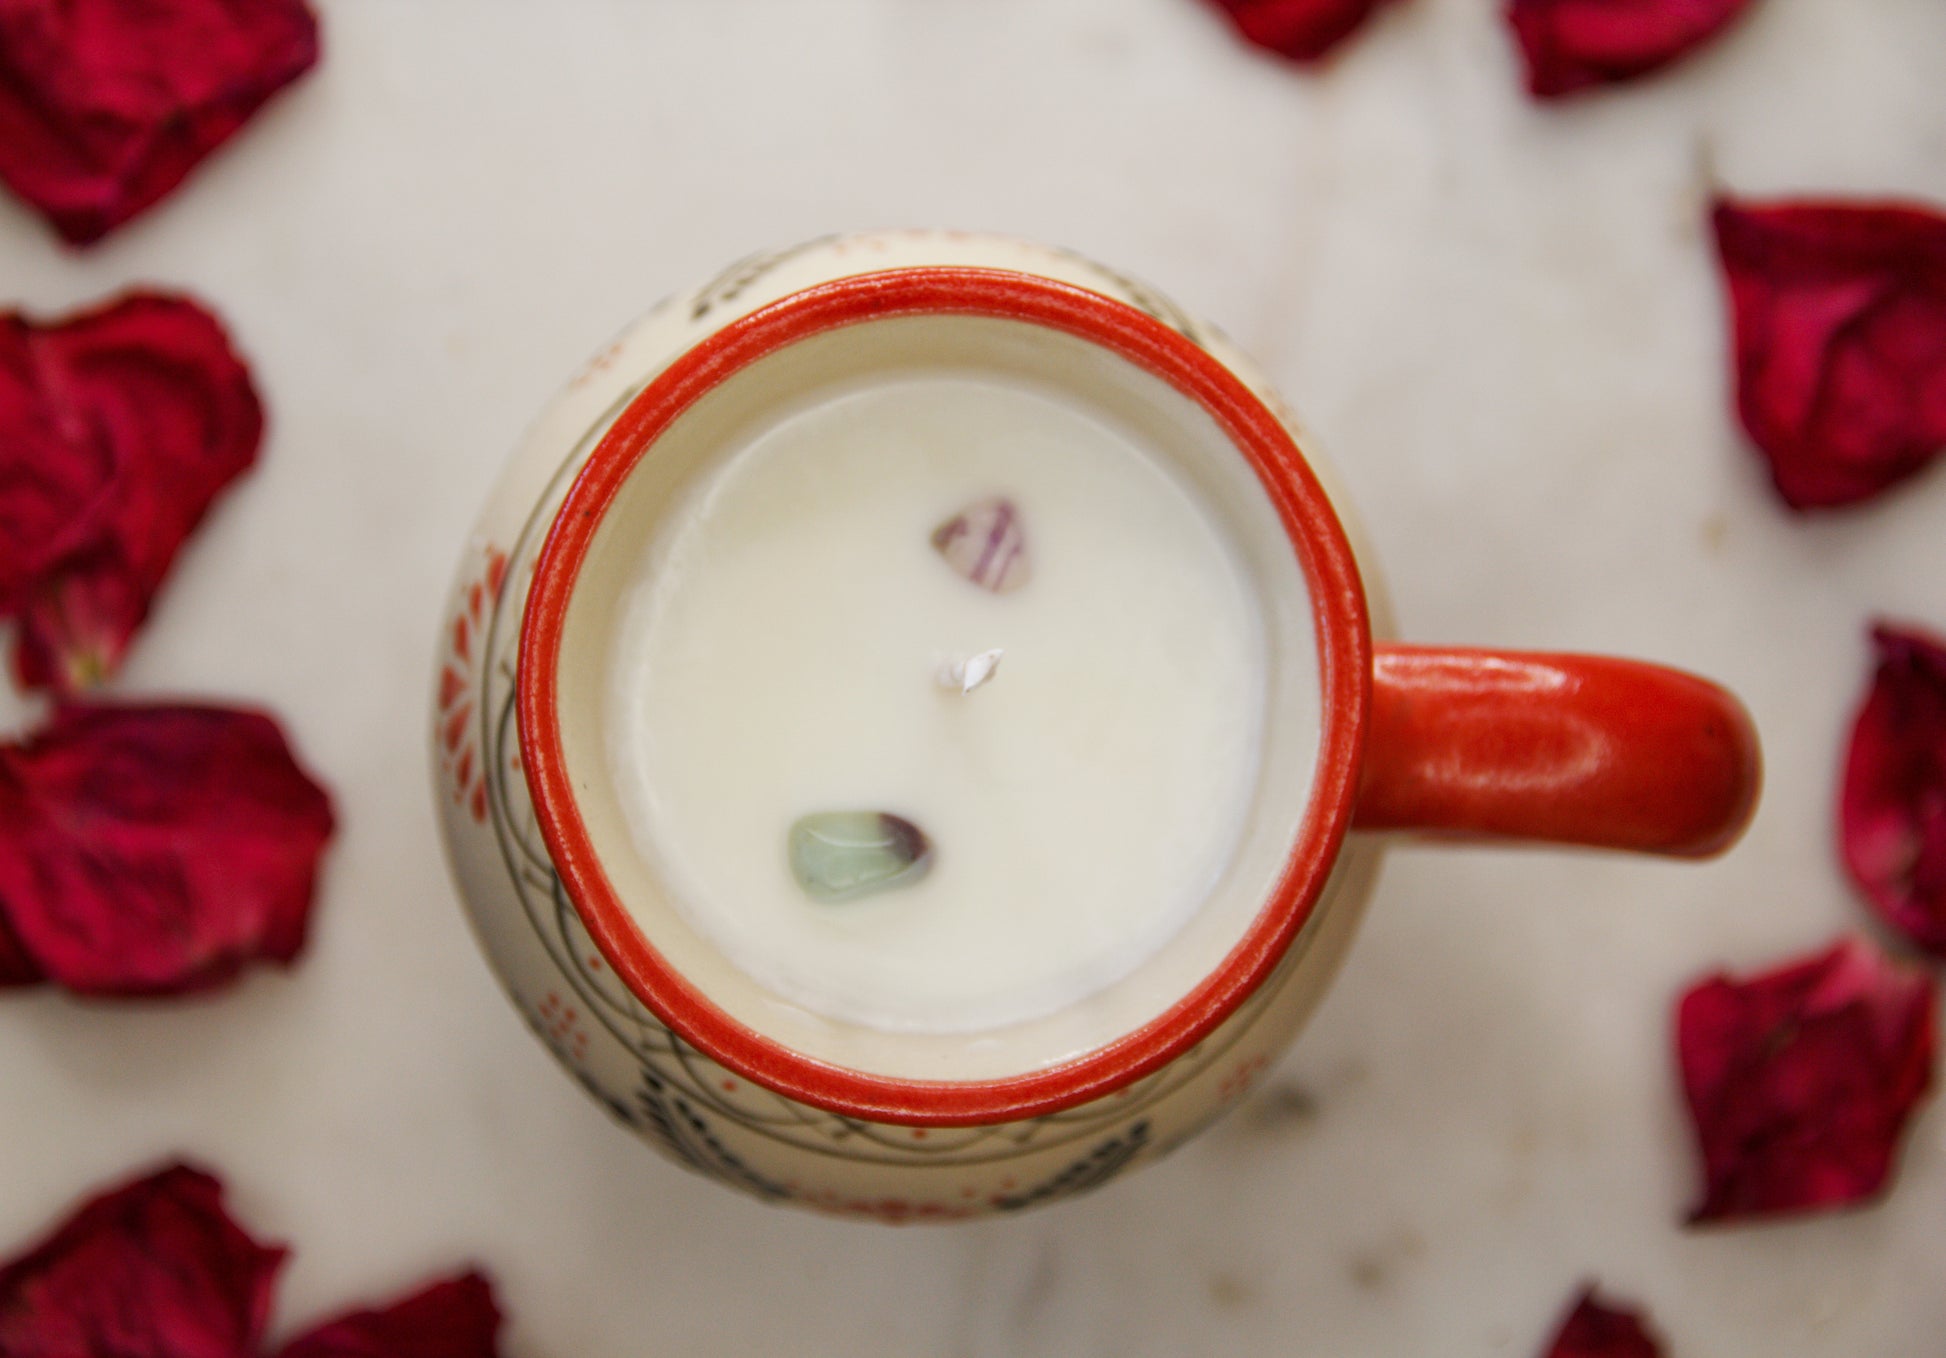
[436,236,1761,1221]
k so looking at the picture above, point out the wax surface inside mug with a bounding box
[608,370,1282,1034]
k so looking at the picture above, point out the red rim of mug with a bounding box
[518,266,1372,1127]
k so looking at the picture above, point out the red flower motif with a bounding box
[275,1273,503,1358]
[0,292,263,691]
[437,546,509,825]
[0,1163,286,1358]
[1507,0,1755,99]
[1197,0,1394,65]
[1538,1287,1664,1358]
[1677,936,1937,1224]
[532,991,592,1067]
[1712,198,1946,510]
[0,702,335,997]
[0,0,320,245]
[1216,1053,1270,1102]
[1842,623,1946,954]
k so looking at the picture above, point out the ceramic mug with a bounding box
[433,231,1761,1222]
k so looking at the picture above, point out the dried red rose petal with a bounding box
[0,352,108,607]
[0,0,320,245]
[0,702,335,996]
[1538,1287,1663,1358]
[0,900,42,985]
[1507,0,1755,99]
[1677,936,1936,1224]
[1842,623,1946,954]
[1197,0,1394,64]
[1712,198,1946,510]
[0,1162,509,1358]
[0,1162,285,1358]
[277,1273,504,1358]
[0,292,263,691]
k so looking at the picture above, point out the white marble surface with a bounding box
[3,0,1945,1352]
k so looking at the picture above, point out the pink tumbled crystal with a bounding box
[931,497,1030,594]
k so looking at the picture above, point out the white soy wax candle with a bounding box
[607,365,1279,1036]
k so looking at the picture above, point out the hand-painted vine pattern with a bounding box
[687,237,839,323]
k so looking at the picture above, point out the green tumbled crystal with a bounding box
[789,812,933,903]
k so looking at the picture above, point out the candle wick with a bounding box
[940,648,1004,696]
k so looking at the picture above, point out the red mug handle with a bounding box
[1352,646,1762,858]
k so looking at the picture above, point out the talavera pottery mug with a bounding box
[433,231,1761,1222]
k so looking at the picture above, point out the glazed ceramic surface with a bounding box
[434,232,1393,1219]
[433,232,1756,1220]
